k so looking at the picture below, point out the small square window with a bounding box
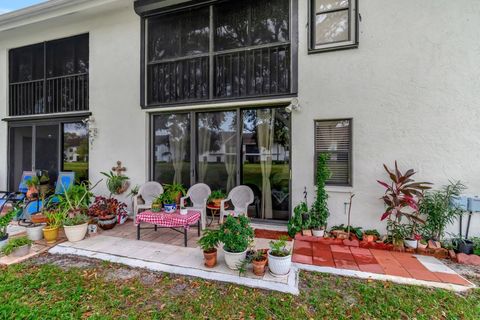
[309,0,358,53]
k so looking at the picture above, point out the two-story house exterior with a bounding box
[0,0,479,235]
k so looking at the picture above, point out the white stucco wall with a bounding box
[0,0,479,236]
[293,0,480,236]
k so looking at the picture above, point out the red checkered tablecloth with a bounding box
[135,209,201,229]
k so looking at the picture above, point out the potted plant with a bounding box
[151,196,162,212]
[218,215,254,270]
[251,249,268,276]
[101,171,130,195]
[1,236,33,257]
[457,238,474,255]
[0,207,18,250]
[154,193,177,213]
[26,223,46,241]
[198,229,220,268]
[208,190,227,207]
[309,154,331,237]
[25,177,39,200]
[364,229,380,242]
[63,214,90,242]
[387,221,408,249]
[37,171,50,196]
[88,196,126,230]
[268,236,292,277]
[42,210,65,244]
[287,201,308,237]
[164,183,186,205]
[417,238,428,250]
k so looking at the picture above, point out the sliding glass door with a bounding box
[152,107,290,222]
[8,119,89,190]
[197,111,238,192]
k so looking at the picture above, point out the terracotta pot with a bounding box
[97,215,117,230]
[252,258,267,276]
[203,249,217,268]
[43,226,59,244]
[211,199,222,207]
[31,214,48,224]
[364,234,376,242]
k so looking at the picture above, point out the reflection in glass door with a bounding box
[197,111,237,192]
[9,127,33,190]
[63,123,89,183]
[242,108,290,221]
[35,125,59,187]
[153,113,191,187]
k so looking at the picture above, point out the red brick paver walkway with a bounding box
[293,239,472,287]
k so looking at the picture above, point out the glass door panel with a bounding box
[35,125,59,188]
[9,126,33,190]
[197,111,237,193]
[242,108,290,221]
[63,122,89,183]
[153,113,191,187]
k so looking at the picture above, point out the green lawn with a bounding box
[1,260,479,319]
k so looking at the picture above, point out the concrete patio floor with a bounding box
[49,234,299,294]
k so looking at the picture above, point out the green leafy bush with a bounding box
[287,202,308,237]
[269,236,290,257]
[309,154,330,229]
[419,181,466,241]
[218,216,254,253]
[198,229,220,253]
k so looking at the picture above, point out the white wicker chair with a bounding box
[220,185,254,223]
[180,183,211,230]
[133,182,164,220]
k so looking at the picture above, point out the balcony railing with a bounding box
[9,73,89,116]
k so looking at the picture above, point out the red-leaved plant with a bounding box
[377,161,432,224]
[88,196,127,219]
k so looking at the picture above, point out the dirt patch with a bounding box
[442,259,480,286]
[31,254,99,270]
[104,268,141,281]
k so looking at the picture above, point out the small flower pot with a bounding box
[211,199,222,207]
[268,252,292,277]
[417,241,428,250]
[97,216,117,230]
[64,223,88,242]
[364,235,376,242]
[0,234,9,251]
[223,247,247,270]
[312,229,325,237]
[404,239,418,249]
[43,226,59,244]
[10,244,32,258]
[26,224,46,241]
[31,214,48,224]
[203,249,217,268]
[164,203,177,213]
[252,258,267,276]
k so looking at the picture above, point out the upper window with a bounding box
[9,34,89,116]
[314,119,352,186]
[309,0,358,53]
[144,0,292,107]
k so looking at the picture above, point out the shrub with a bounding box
[309,154,330,229]
[218,216,254,253]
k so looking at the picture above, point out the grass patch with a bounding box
[0,260,479,319]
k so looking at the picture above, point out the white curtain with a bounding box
[169,122,186,185]
[197,126,211,182]
[222,133,236,192]
[257,109,275,219]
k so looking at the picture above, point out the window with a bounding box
[9,34,89,116]
[309,0,358,53]
[144,0,292,106]
[314,119,352,186]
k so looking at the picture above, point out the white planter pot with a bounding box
[223,247,247,270]
[64,223,88,242]
[10,244,31,257]
[312,229,325,237]
[404,239,418,249]
[268,252,292,277]
[26,224,46,241]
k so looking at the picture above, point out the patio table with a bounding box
[135,209,201,247]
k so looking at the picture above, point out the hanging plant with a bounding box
[101,171,130,196]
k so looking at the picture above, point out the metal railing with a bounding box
[9,73,89,116]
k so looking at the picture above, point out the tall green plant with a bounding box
[287,202,308,237]
[419,180,466,240]
[309,153,331,229]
